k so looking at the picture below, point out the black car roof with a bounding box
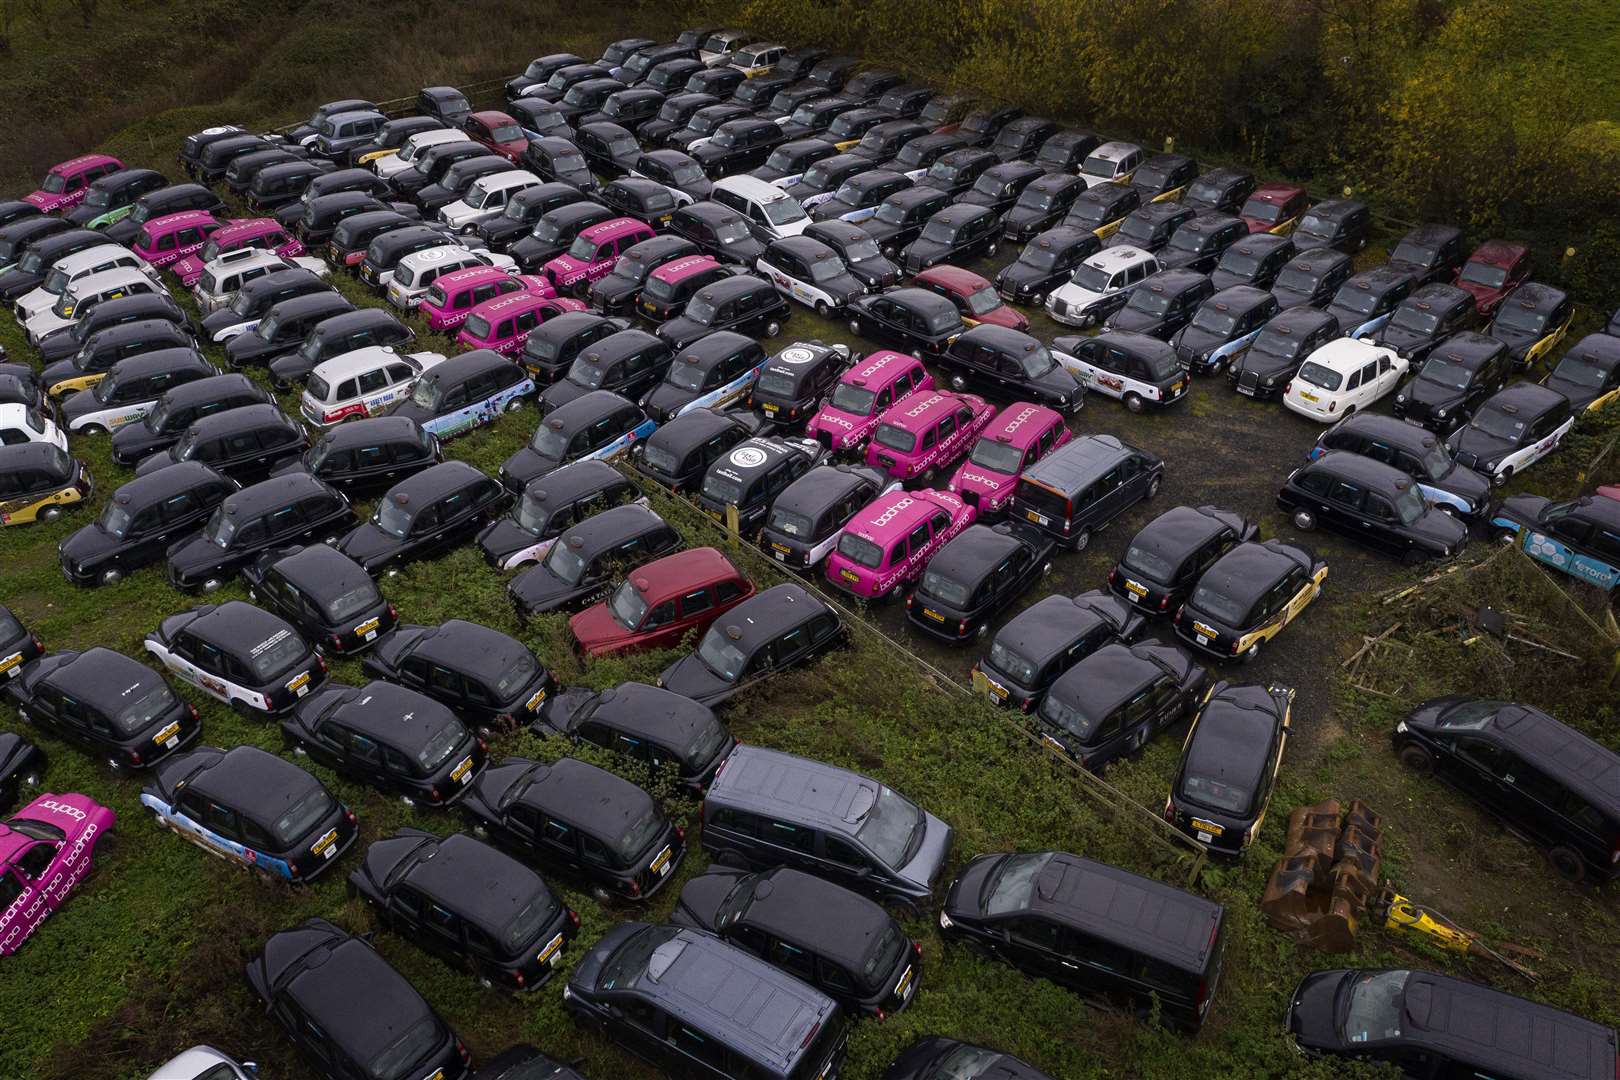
[884,286,960,321]
[310,308,403,339]
[706,436,811,487]
[516,755,655,826]
[1226,233,1292,259]
[605,177,670,203]
[109,461,226,507]
[1484,380,1568,418]
[925,524,1025,586]
[556,503,667,558]
[238,267,325,297]
[369,224,450,254]
[770,235,842,265]
[709,583,827,652]
[1202,285,1275,316]
[840,169,903,194]
[741,866,892,970]
[541,389,636,434]
[1198,541,1313,605]
[1424,331,1505,370]
[1139,269,1209,298]
[1073,184,1136,212]
[579,328,663,366]
[270,542,371,597]
[1050,642,1175,719]
[1130,505,1238,564]
[927,203,995,230]
[184,744,325,822]
[97,168,164,192]
[397,832,547,937]
[1002,851,1222,971]
[255,160,323,182]
[1021,434,1137,496]
[1263,305,1339,339]
[1182,686,1283,804]
[1341,265,1415,293]
[86,318,192,348]
[678,330,757,366]
[992,592,1121,666]
[679,201,747,227]
[395,621,529,686]
[1561,333,1620,370]
[1302,198,1363,220]
[422,348,513,384]
[529,310,612,345]
[708,743,878,835]
[1329,411,1444,454]
[324,414,422,450]
[958,323,1039,356]
[1500,281,1568,314]
[225,471,331,514]
[186,402,291,440]
[383,459,489,505]
[770,463,874,517]
[521,458,626,504]
[591,682,717,745]
[884,185,950,211]
[543,202,613,228]
[1134,202,1196,224]
[48,647,169,716]
[324,680,459,749]
[1398,223,1463,248]
[284,936,438,1065]
[263,292,353,320]
[1025,226,1097,254]
[691,276,773,307]
[644,407,741,454]
[763,340,844,375]
[103,347,211,379]
[1398,969,1617,1079]
[0,442,72,476]
[1177,212,1240,236]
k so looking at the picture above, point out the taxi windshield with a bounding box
[1018,245,1061,272]
[835,531,884,568]
[325,580,379,621]
[1416,356,1474,391]
[494,652,539,698]
[872,423,916,452]
[98,500,133,538]
[272,786,334,846]
[250,632,307,680]
[1388,305,1440,334]
[1239,196,1286,224]
[372,498,413,538]
[1190,306,1240,337]
[1493,303,1547,334]
[566,358,607,390]
[696,626,747,681]
[1550,354,1607,388]
[608,580,650,629]
[1296,360,1343,392]
[542,538,587,584]
[415,719,467,771]
[987,639,1037,684]
[828,381,876,415]
[513,494,553,536]
[502,890,560,953]
[1190,580,1248,625]
[963,285,1001,316]
[410,378,441,410]
[855,785,921,868]
[1470,404,1528,441]
[1038,692,1099,740]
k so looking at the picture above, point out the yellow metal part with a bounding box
[1382,891,1475,952]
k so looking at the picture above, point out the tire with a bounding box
[41,507,60,523]
[201,577,223,593]
[505,397,524,413]
[1397,743,1434,774]
[590,884,614,905]
[1292,509,1316,531]
[1033,293,1046,307]
[1124,392,1145,414]
[1070,527,1091,552]
[849,317,863,336]
[1492,466,1513,489]
[83,424,107,437]
[950,374,966,391]
[471,822,489,840]
[764,320,782,338]
[1240,638,1263,663]
[1402,547,1426,567]
[814,300,830,318]
[105,756,125,777]
[985,242,998,258]
[100,567,123,586]
[1548,846,1586,883]
[1146,474,1161,499]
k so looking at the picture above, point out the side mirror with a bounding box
[242,1064,259,1076]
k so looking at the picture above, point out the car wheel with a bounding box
[814,300,830,318]
[1548,845,1586,883]
[21,771,40,788]
[471,822,489,840]
[849,317,863,336]
[1070,527,1091,552]
[590,884,614,905]
[1292,509,1316,531]
[1397,743,1434,774]
[764,319,781,338]
[1402,547,1426,567]
[1146,474,1161,499]
[1124,392,1145,414]
[505,397,524,413]
[41,507,61,523]
[83,424,107,437]
[1033,293,1046,306]
[985,241,998,258]
[1240,638,1263,663]
[950,374,966,391]
[100,567,123,586]
[201,577,223,593]
[400,794,417,810]
[1492,466,1513,489]
[291,743,307,756]
[479,976,495,990]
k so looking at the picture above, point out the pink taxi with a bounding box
[947,402,1070,517]
[0,792,115,955]
[169,217,307,288]
[132,210,223,272]
[420,265,557,332]
[23,154,124,214]
[824,487,976,600]
[865,390,996,481]
[543,216,657,297]
[805,349,933,455]
[455,290,588,354]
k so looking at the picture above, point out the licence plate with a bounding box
[526,687,547,711]
[1025,510,1047,525]
[762,403,778,414]
[311,828,338,855]
[538,932,564,965]
[650,845,672,875]
[1192,818,1225,837]
[774,552,786,562]
[1041,734,1066,754]
[641,300,656,314]
[840,568,859,583]
[364,630,377,642]
[1171,380,1186,394]
[164,735,180,749]
[1124,579,1147,597]
[296,684,309,698]
[0,653,22,675]
[895,965,914,999]
[1236,385,1255,396]
[353,617,380,636]
[287,671,310,692]
[1299,390,1318,402]
[1197,830,1214,843]
[771,542,790,554]
[154,721,181,745]
[971,669,1008,701]
[451,756,475,782]
[922,608,945,622]
[1193,622,1218,639]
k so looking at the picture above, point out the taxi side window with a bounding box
[907,521,931,553]
[766,819,815,853]
[542,817,573,847]
[206,801,241,839]
[14,842,56,879]
[349,733,382,767]
[1327,479,1364,509]
[580,833,613,866]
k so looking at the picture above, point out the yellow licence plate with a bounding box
[0,653,21,673]
[840,568,860,583]
[771,542,790,554]
[1191,818,1225,837]
[538,932,564,964]
[1025,510,1045,524]
[1193,622,1218,639]
[1299,390,1319,402]
[311,828,338,854]
[526,687,547,711]
[286,671,310,691]
[450,756,475,781]
[153,721,181,744]
[353,617,380,636]
[1124,579,1148,597]
[922,608,945,622]
[650,845,672,873]
[1041,734,1066,754]
[762,403,778,413]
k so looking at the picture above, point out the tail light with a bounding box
[188,704,200,721]
[456,1040,470,1063]
[497,711,516,728]
[30,636,43,652]
[1107,568,1117,586]
[430,785,442,803]
[913,941,923,956]
[387,603,398,621]
[674,824,686,842]
[315,655,328,674]
[345,808,356,825]
[290,862,300,878]
[957,619,968,636]
[568,908,580,928]
[875,1006,887,1021]
[1158,594,1170,611]
[1283,381,1292,395]
[477,736,488,753]
[129,748,143,766]
[1162,799,1175,822]
[627,878,642,897]
[1327,400,1337,412]
[329,633,344,651]
[1231,639,1242,654]
[1019,698,1033,714]
[1196,976,1209,1015]
[512,969,526,988]
[800,1021,821,1049]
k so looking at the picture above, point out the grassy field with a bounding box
[3,4,1620,1080]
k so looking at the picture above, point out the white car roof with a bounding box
[1082,245,1154,272]
[714,174,793,205]
[145,1046,242,1080]
[404,128,467,152]
[310,344,425,382]
[398,245,481,273]
[65,265,155,297]
[475,169,542,193]
[739,42,784,56]
[0,401,47,424]
[1305,337,1394,371]
[200,249,286,278]
[52,244,138,276]
[1088,141,1142,162]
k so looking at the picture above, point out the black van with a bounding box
[164,472,354,592]
[757,463,891,570]
[40,319,197,397]
[634,407,762,493]
[1395,697,1620,882]
[290,191,392,247]
[1278,451,1468,563]
[506,503,681,616]
[336,460,510,575]
[1289,968,1618,1078]
[324,210,415,272]
[279,414,442,495]
[565,924,852,1080]
[498,389,651,491]
[699,744,954,909]
[268,309,414,388]
[1309,411,1490,520]
[907,522,1055,643]
[673,866,921,1018]
[520,311,627,385]
[695,435,826,535]
[133,402,309,484]
[247,160,333,213]
[1034,640,1208,770]
[1010,434,1165,551]
[972,590,1144,714]
[224,293,356,369]
[65,168,169,226]
[110,373,270,465]
[539,328,672,413]
[103,184,227,245]
[1291,198,1371,254]
[201,267,331,343]
[224,148,304,194]
[478,458,643,570]
[941,850,1227,1032]
[58,463,237,587]
[37,291,189,365]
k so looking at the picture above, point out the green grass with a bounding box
[1520,0,1620,120]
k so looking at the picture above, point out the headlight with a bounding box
[939,911,954,929]
[1056,394,1069,406]
[1395,394,1406,404]
[1435,407,1448,419]
[1395,720,1408,733]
